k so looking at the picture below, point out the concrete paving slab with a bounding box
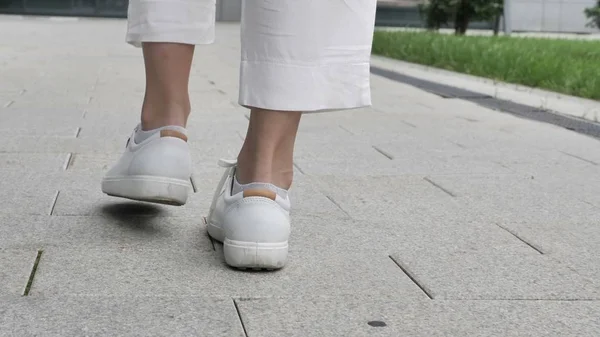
[0,108,83,128]
[499,220,600,256]
[32,247,424,299]
[8,93,90,110]
[522,168,600,211]
[312,175,458,221]
[373,139,510,175]
[0,153,70,172]
[0,172,58,215]
[0,126,79,137]
[0,136,129,154]
[236,296,600,337]
[0,250,37,296]
[390,247,598,299]
[498,220,600,288]
[424,174,600,223]
[288,176,349,218]
[0,215,212,251]
[294,141,402,176]
[0,295,245,337]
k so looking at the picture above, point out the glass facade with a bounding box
[0,0,128,17]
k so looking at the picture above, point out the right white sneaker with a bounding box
[102,124,192,206]
[206,159,291,270]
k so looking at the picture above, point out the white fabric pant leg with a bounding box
[126,0,216,47]
[125,0,377,112]
[239,1,378,112]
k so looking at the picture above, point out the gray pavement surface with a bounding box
[1,15,600,336]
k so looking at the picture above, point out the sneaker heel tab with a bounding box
[160,130,188,142]
[243,189,276,201]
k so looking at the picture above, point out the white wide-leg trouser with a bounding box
[126,0,377,112]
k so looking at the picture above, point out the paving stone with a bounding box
[8,93,90,109]
[288,176,348,218]
[424,174,600,223]
[0,295,244,337]
[0,108,83,129]
[499,220,600,256]
[312,175,458,221]
[294,140,400,176]
[390,246,598,300]
[0,172,58,215]
[334,113,420,142]
[373,139,510,175]
[32,247,424,299]
[236,296,600,337]
[0,136,129,154]
[522,166,600,210]
[0,215,212,252]
[499,220,600,288]
[0,153,70,172]
[0,250,37,296]
[0,126,79,137]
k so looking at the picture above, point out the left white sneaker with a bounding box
[206,159,291,270]
[102,124,192,206]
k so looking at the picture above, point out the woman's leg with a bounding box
[206,0,378,269]
[129,0,216,129]
[141,43,194,129]
[102,0,216,205]
[236,0,377,188]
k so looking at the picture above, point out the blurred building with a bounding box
[0,0,241,21]
[1,0,597,33]
[508,0,597,33]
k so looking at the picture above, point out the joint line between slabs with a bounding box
[49,191,60,215]
[233,299,249,337]
[423,177,456,198]
[325,195,351,217]
[389,255,433,300]
[496,224,544,255]
[203,217,216,251]
[63,153,74,171]
[560,151,598,166]
[23,250,43,296]
[372,145,394,160]
[293,162,305,175]
[190,176,198,193]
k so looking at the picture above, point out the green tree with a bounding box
[418,0,504,35]
[584,1,600,29]
[418,0,453,31]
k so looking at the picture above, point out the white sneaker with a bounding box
[102,125,192,206]
[206,159,291,270]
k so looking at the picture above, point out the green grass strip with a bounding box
[372,31,600,100]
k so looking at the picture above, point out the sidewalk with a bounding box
[1,15,600,336]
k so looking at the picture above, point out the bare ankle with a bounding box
[141,98,191,129]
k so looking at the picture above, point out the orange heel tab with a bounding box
[160,129,188,142]
[243,189,276,201]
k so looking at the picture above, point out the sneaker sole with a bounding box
[224,238,288,270]
[102,176,190,206]
[206,219,288,270]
